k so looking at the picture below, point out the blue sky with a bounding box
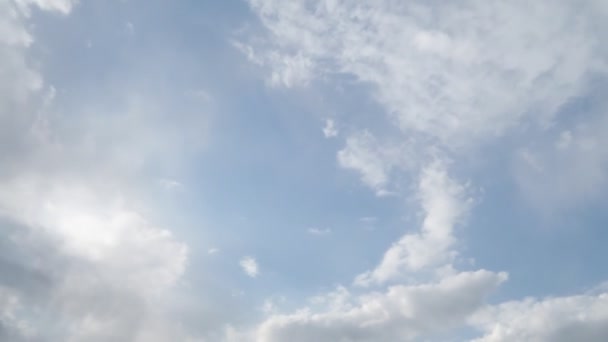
[1,0,608,341]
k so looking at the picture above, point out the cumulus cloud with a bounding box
[240,256,259,278]
[471,292,608,341]
[0,2,198,340]
[256,270,507,342]
[0,177,187,294]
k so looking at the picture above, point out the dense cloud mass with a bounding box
[0,1,192,341]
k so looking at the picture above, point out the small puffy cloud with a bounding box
[0,176,189,341]
[0,2,199,340]
[240,256,259,278]
[208,248,220,255]
[307,227,331,236]
[322,118,338,138]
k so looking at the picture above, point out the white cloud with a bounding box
[243,0,605,149]
[256,270,507,342]
[245,160,501,341]
[0,2,200,340]
[322,118,338,138]
[471,292,608,341]
[356,160,471,286]
[13,0,77,15]
[240,256,259,278]
[208,248,220,255]
[337,131,412,195]
[0,177,187,293]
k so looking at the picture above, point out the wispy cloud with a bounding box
[158,178,184,191]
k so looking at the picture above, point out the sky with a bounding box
[1,0,608,341]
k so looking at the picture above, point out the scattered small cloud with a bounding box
[240,256,259,278]
[322,119,338,138]
[208,248,220,255]
[307,227,332,236]
[359,216,377,223]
